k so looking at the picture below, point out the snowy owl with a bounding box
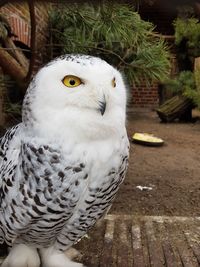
[0,54,129,267]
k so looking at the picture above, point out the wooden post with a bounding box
[0,69,6,127]
[194,57,200,93]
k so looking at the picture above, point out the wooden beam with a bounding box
[0,48,27,89]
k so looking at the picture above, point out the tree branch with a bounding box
[83,45,145,69]
[149,32,175,40]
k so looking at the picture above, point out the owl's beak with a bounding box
[98,100,106,116]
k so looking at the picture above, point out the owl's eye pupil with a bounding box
[69,80,75,85]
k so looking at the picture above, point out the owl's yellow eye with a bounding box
[112,77,116,88]
[62,75,82,88]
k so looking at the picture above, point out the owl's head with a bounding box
[23,55,128,140]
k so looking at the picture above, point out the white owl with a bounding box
[0,54,129,267]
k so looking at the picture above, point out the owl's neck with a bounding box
[24,105,126,145]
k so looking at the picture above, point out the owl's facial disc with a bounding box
[23,55,127,131]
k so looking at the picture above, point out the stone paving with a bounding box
[76,215,200,267]
[0,215,200,266]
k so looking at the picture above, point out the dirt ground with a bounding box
[110,108,200,216]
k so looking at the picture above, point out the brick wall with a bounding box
[132,82,159,108]
[131,54,179,108]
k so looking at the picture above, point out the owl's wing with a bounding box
[0,124,22,243]
[0,124,21,170]
[0,123,22,191]
[8,140,91,246]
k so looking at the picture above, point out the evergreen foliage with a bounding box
[164,71,200,108]
[171,14,200,109]
[0,75,22,118]
[174,18,200,57]
[49,2,170,85]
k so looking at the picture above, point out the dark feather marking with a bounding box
[37,157,43,164]
[73,167,82,173]
[30,145,37,153]
[80,163,85,168]
[27,190,33,198]
[83,174,88,179]
[51,156,60,164]
[47,207,63,214]
[4,186,8,194]
[44,169,51,175]
[6,179,12,187]
[58,171,64,178]
[32,205,46,215]
[75,180,79,186]
[85,199,95,204]
[34,195,45,207]
[65,166,72,170]
[38,147,43,154]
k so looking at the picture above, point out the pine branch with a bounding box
[50,2,170,85]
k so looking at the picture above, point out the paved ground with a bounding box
[76,215,200,267]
